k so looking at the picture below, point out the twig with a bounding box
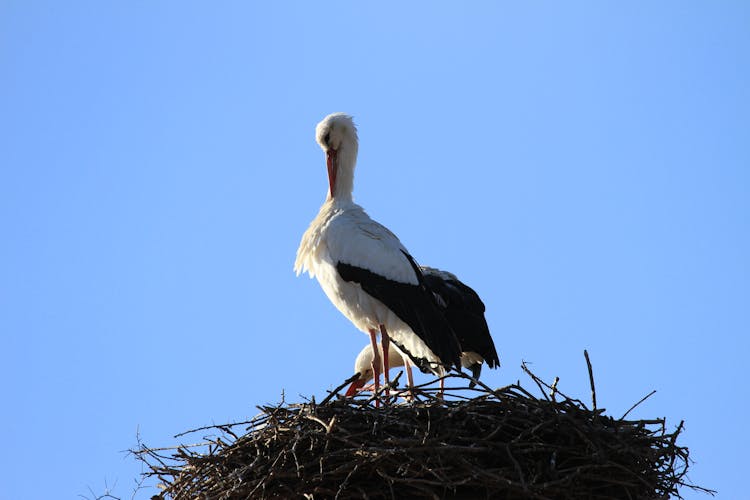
[549,376,560,402]
[306,415,338,434]
[174,419,256,438]
[521,362,551,401]
[320,373,361,406]
[584,350,597,411]
[620,389,657,420]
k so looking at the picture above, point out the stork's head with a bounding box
[315,113,359,200]
[344,342,406,397]
[316,113,357,151]
[344,343,377,396]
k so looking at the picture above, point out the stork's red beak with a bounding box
[326,149,337,197]
[345,378,366,397]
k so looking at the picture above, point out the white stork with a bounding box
[345,266,500,396]
[345,342,404,396]
[295,113,462,397]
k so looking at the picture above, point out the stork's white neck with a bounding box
[329,141,358,202]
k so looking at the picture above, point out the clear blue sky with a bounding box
[1,2,747,498]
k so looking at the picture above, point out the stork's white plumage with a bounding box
[295,113,462,396]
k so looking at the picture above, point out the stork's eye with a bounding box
[323,132,330,147]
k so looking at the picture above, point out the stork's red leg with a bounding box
[404,358,414,387]
[404,358,415,401]
[379,325,391,398]
[368,328,381,407]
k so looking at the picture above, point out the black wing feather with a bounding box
[336,257,462,373]
[421,270,500,370]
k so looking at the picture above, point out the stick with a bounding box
[583,350,597,411]
[620,389,657,420]
[549,376,560,402]
[320,373,361,406]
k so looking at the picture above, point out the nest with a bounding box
[136,355,711,499]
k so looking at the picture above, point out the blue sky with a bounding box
[1,2,747,498]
